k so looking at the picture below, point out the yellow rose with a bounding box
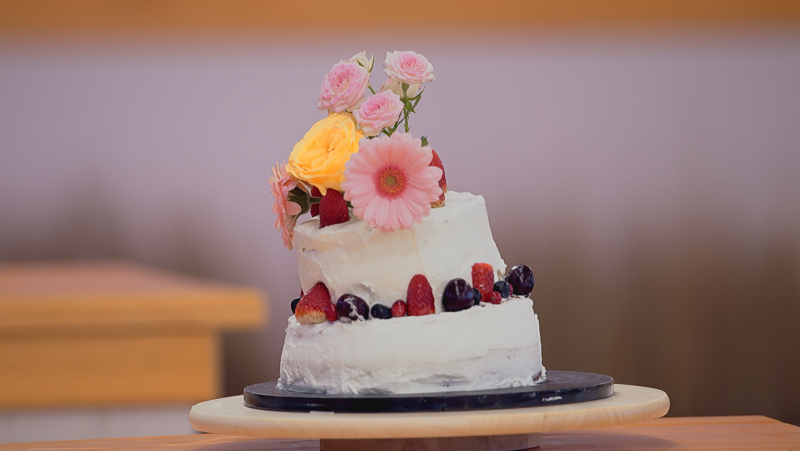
[287,113,364,195]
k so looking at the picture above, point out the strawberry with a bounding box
[391,300,407,317]
[406,274,435,316]
[429,149,447,208]
[471,263,494,302]
[489,291,502,305]
[310,186,322,218]
[325,302,338,322]
[295,282,331,324]
[319,189,350,228]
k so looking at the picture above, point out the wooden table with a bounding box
[0,261,265,408]
[1,416,798,450]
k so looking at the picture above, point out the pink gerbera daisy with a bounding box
[270,161,302,250]
[341,133,443,232]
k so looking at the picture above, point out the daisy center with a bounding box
[374,165,406,199]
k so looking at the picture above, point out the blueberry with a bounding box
[370,304,392,320]
[336,294,370,321]
[442,278,475,312]
[290,296,301,314]
[506,265,534,296]
[473,288,482,305]
[493,281,511,298]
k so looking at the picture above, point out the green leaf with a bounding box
[420,136,429,147]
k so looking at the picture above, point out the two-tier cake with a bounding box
[269,51,543,395]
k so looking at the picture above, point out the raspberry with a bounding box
[325,302,337,322]
[391,300,407,317]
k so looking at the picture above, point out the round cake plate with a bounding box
[190,383,669,451]
[244,371,613,413]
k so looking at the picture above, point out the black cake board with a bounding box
[244,370,613,413]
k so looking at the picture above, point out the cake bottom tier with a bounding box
[277,297,544,395]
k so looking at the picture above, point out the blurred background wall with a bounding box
[1,0,799,433]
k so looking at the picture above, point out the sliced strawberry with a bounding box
[319,189,349,228]
[325,302,338,322]
[391,300,407,317]
[295,282,331,324]
[406,274,435,316]
[429,149,447,208]
[310,186,322,218]
[489,291,502,305]
[471,263,494,302]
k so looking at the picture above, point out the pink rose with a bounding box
[318,61,370,113]
[354,91,404,137]
[383,51,435,85]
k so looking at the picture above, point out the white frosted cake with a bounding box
[269,50,544,395]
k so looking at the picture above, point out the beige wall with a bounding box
[1,29,799,424]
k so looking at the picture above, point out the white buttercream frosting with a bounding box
[278,297,544,395]
[294,191,506,311]
[280,190,544,395]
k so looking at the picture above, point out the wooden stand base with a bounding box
[189,384,670,451]
[320,433,540,451]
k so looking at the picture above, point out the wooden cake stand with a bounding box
[189,379,669,451]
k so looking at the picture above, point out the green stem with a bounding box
[368,83,376,95]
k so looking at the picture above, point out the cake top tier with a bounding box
[295,191,506,311]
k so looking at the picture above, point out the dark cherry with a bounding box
[506,265,534,296]
[370,304,392,320]
[493,280,511,298]
[290,296,301,314]
[442,278,475,312]
[473,288,482,305]
[336,294,370,321]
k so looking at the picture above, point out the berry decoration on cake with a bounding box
[319,189,349,228]
[407,274,435,316]
[294,282,331,325]
[336,294,370,322]
[370,303,392,320]
[493,280,511,298]
[442,278,476,312]
[391,300,407,317]
[471,263,494,301]
[472,288,482,305]
[507,265,535,296]
[325,303,338,322]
